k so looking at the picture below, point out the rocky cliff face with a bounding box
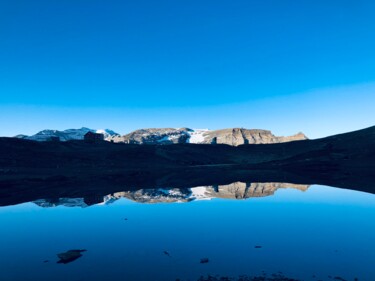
[110,128,191,144]
[200,128,307,146]
[109,128,307,146]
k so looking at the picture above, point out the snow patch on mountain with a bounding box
[15,127,307,145]
[96,129,120,140]
[188,129,210,144]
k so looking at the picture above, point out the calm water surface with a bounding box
[0,183,374,281]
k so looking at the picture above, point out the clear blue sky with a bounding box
[0,0,374,138]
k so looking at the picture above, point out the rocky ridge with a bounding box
[16,127,307,146]
[109,128,307,146]
[17,127,119,142]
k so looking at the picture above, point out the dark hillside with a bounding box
[0,126,374,206]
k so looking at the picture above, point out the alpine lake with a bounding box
[0,181,374,281]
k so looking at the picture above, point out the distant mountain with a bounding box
[14,127,307,146]
[1,125,375,207]
[109,127,307,145]
[15,127,119,142]
[95,129,119,140]
[13,134,28,139]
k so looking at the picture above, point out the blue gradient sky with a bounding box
[1,1,375,138]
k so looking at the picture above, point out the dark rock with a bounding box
[200,258,209,264]
[57,249,87,264]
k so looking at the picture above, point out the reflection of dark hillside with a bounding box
[0,126,374,207]
[0,166,374,207]
[31,182,311,208]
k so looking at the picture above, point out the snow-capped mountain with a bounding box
[109,127,307,146]
[109,128,191,144]
[95,129,119,140]
[15,127,307,145]
[17,127,119,142]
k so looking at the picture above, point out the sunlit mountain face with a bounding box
[14,127,307,146]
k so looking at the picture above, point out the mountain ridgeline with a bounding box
[15,128,119,142]
[16,127,307,146]
[1,125,375,205]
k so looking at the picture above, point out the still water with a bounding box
[0,183,374,281]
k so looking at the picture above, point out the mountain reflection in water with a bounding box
[0,182,374,281]
[32,182,310,207]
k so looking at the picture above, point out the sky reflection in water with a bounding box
[0,184,374,281]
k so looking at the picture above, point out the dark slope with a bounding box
[237,125,375,166]
[0,126,374,206]
[0,166,374,207]
[1,125,374,169]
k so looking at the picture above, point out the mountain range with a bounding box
[15,127,119,142]
[15,127,307,146]
[1,125,374,207]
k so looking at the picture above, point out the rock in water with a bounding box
[200,258,209,264]
[57,249,87,264]
[163,251,171,257]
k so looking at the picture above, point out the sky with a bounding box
[0,0,374,138]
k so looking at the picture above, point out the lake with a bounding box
[0,182,374,281]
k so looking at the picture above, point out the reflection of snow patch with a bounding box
[188,129,209,143]
[168,189,183,196]
[33,198,88,208]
